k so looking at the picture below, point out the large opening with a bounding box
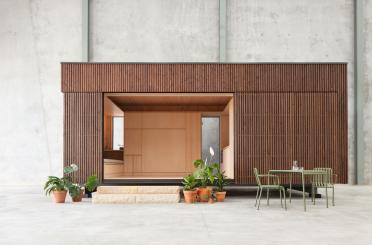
[103,93,234,181]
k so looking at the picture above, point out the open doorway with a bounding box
[103,93,234,181]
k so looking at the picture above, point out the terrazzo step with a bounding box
[97,186,180,194]
[92,193,180,204]
[92,186,180,204]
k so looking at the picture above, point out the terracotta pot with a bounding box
[183,190,196,204]
[198,187,210,202]
[72,190,84,202]
[52,190,67,203]
[215,191,226,202]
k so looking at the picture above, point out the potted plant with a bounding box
[85,175,99,198]
[215,167,230,202]
[44,176,69,203]
[182,174,198,204]
[69,183,84,202]
[63,163,84,202]
[193,159,216,202]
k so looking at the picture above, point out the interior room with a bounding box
[103,93,234,181]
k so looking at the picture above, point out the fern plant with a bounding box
[85,175,98,192]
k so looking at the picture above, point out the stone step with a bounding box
[92,193,180,204]
[97,185,180,194]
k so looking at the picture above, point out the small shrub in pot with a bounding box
[69,183,84,202]
[182,174,198,204]
[85,175,99,198]
[44,176,69,203]
[215,166,230,202]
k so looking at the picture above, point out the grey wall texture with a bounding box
[364,0,372,184]
[0,0,371,185]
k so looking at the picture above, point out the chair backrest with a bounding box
[253,168,261,186]
[313,168,333,185]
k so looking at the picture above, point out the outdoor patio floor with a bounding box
[1,185,371,245]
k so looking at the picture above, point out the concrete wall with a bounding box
[363,0,372,184]
[90,0,219,61]
[0,0,371,185]
[0,0,81,185]
[228,0,356,183]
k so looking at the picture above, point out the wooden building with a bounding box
[61,63,347,185]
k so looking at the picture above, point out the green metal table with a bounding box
[268,169,327,211]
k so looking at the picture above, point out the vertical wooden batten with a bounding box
[64,93,103,183]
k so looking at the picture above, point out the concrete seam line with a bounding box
[219,0,227,62]
[354,0,364,184]
[82,0,89,62]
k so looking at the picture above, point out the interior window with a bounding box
[201,117,220,164]
[112,116,124,150]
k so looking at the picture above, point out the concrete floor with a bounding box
[0,185,371,245]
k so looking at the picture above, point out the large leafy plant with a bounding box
[193,159,218,187]
[69,183,82,198]
[63,163,83,196]
[182,174,198,191]
[44,176,69,195]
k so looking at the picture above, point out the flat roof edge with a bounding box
[60,62,348,65]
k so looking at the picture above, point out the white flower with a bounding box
[209,147,215,156]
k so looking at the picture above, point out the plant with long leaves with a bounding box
[182,174,198,191]
[193,159,218,188]
[85,175,99,192]
[44,176,70,195]
[215,165,230,192]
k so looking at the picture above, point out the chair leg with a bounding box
[332,187,335,206]
[311,185,315,205]
[255,188,259,207]
[325,186,329,208]
[280,189,283,207]
[257,188,263,210]
[283,188,287,210]
[267,189,270,206]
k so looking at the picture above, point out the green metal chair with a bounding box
[253,168,286,210]
[311,168,337,208]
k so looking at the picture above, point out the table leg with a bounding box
[302,171,306,212]
[267,175,270,205]
[289,173,292,203]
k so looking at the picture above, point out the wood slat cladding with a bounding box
[62,63,348,184]
[61,63,344,93]
[234,92,347,184]
[64,93,103,183]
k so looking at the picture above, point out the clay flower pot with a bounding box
[183,190,197,204]
[52,190,67,203]
[215,191,226,202]
[198,187,210,202]
[72,189,84,202]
